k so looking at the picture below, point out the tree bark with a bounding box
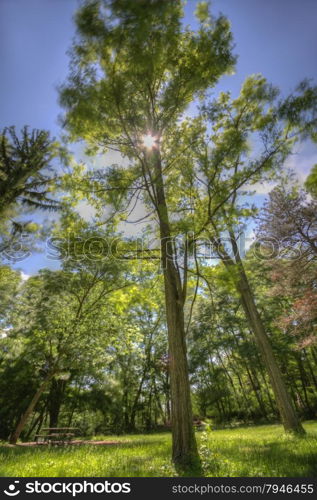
[9,371,55,444]
[152,150,200,472]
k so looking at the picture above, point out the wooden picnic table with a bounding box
[35,427,79,445]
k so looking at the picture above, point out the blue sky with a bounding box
[1,0,316,275]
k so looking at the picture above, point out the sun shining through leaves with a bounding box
[141,133,157,150]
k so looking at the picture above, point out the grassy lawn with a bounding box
[1,421,317,477]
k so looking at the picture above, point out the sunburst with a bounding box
[141,133,157,150]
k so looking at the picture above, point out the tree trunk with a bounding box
[9,372,55,444]
[229,327,268,417]
[294,353,314,417]
[153,150,200,472]
[216,230,305,435]
[256,355,277,414]
[236,268,304,434]
[216,350,244,409]
[153,377,166,424]
[25,400,47,441]
[122,385,130,432]
[129,375,145,431]
[129,329,155,431]
[165,375,171,424]
[304,350,317,392]
[67,409,75,428]
[245,365,268,418]
[48,378,66,428]
[163,249,200,470]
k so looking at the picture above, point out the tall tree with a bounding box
[60,0,235,471]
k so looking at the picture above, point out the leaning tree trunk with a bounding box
[153,150,200,472]
[9,372,55,444]
[217,230,305,435]
[236,266,305,434]
[25,401,47,441]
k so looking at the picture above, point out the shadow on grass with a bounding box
[226,434,317,477]
[253,441,317,476]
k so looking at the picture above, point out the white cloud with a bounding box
[21,271,30,281]
[283,151,317,185]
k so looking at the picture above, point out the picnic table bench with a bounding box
[35,427,79,445]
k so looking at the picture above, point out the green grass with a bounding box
[1,421,317,477]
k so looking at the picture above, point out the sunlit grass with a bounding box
[0,421,316,477]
